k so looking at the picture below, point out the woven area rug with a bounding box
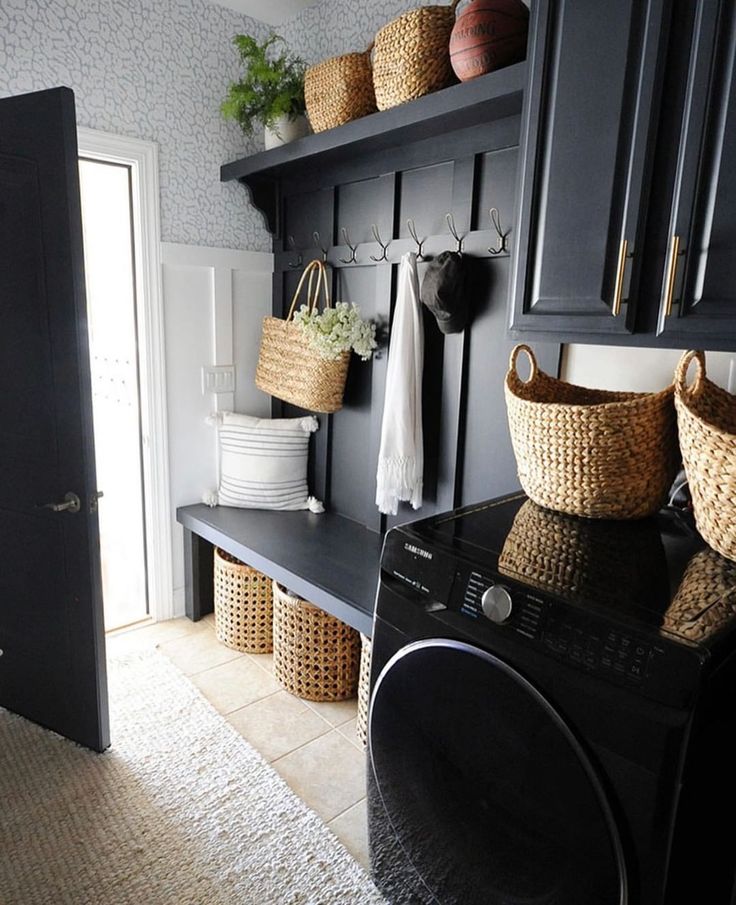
[0,651,385,905]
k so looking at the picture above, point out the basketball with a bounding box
[450,0,529,82]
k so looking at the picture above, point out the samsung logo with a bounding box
[405,543,433,560]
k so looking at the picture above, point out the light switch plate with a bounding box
[202,365,235,395]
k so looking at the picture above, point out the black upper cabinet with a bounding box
[511,0,736,351]
[657,0,736,345]
[510,0,669,337]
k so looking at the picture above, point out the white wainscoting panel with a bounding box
[162,243,273,615]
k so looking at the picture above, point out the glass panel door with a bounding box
[79,158,148,631]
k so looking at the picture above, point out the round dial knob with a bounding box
[481,585,513,624]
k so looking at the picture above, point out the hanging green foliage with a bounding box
[221,34,306,136]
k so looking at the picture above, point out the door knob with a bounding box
[42,492,81,514]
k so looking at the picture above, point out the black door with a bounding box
[368,640,626,905]
[657,0,736,346]
[510,0,669,340]
[0,88,109,752]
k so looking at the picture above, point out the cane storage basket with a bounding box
[355,633,372,747]
[213,548,273,653]
[305,45,376,132]
[272,581,360,701]
[674,350,736,562]
[505,344,678,519]
[373,1,459,110]
[256,260,349,414]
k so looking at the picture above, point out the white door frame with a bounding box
[77,127,174,622]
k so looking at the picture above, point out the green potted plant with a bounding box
[221,34,308,149]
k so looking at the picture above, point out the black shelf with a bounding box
[220,62,526,186]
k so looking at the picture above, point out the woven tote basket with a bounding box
[255,260,350,413]
[355,633,372,747]
[505,344,678,519]
[213,548,273,654]
[373,0,460,110]
[674,350,736,562]
[272,581,360,701]
[498,500,669,612]
[305,44,377,132]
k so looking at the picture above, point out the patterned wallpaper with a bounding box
[281,0,428,63]
[0,0,272,251]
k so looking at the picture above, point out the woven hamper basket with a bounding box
[305,44,377,132]
[674,350,736,562]
[213,548,273,654]
[272,581,360,701]
[256,260,350,414]
[355,633,372,747]
[505,344,678,519]
[373,1,459,110]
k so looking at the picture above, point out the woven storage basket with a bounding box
[213,548,273,654]
[664,548,736,642]
[355,633,372,748]
[373,1,460,111]
[305,44,377,132]
[272,581,360,701]
[505,344,678,519]
[256,260,349,414]
[674,350,736,562]
[498,500,669,613]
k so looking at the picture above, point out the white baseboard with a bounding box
[172,586,186,619]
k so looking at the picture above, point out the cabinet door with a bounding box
[510,0,668,338]
[658,0,736,347]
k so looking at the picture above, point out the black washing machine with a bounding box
[367,494,736,905]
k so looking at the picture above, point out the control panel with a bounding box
[463,572,544,639]
[379,526,704,708]
[461,570,656,689]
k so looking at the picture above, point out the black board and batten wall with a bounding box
[223,64,560,539]
[178,64,560,634]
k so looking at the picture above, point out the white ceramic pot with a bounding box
[264,114,310,150]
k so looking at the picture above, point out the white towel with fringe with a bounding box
[376,252,424,515]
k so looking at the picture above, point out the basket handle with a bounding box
[450,0,460,11]
[286,260,331,321]
[508,344,539,384]
[674,350,707,399]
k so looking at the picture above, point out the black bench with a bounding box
[176,504,385,637]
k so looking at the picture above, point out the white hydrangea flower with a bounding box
[293,301,377,361]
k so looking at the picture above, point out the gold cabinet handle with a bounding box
[663,234,683,318]
[612,238,630,316]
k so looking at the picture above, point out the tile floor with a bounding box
[106,616,370,869]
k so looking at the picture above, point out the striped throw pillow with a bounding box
[216,413,320,511]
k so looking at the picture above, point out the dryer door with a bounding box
[368,639,627,905]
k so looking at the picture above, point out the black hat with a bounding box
[420,251,468,334]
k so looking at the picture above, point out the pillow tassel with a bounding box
[307,496,324,514]
[202,489,219,508]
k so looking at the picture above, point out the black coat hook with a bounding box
[370,224,390,262]
[488,208,511,255]
[339,227,358,264]
[445,212,464,253]
[313,230,329,262]
[406,218,426,260]
[287,235,303,268]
